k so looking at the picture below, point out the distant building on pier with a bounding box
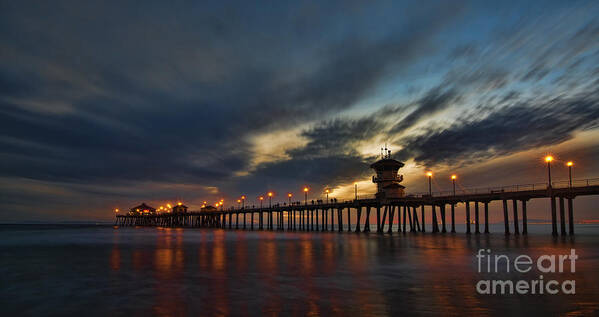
[129,203,156,215]
[172,202,188,213]
[371,147,405,199]
[201,205,217,212]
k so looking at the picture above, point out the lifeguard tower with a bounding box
[371,147,405,199]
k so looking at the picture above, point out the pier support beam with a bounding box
[413,206,420,232]
[432,205,439,233]
[380,206,388,233]
[513,200,519,235]
[347,207,352,232]
[355,207,362,232]
[377,205,382,233]
[503,199,510,235]
[484,202,489,234]
[330,208,335,231]
[338,207,343,232]
[364,206,371,232]
[402,205,407,232]
[550,196,557,236]
[559,197,566,236]
[451,204,456,233]
[521,201,527,234]
[409,205,415,232]
[421,204,426,232]
[387,205,395,234]
[440,204,446,233]
[568,198,574,235]
[465,202,471,234]
[474,202,480,234]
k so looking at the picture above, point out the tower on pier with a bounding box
[371,147,405,199]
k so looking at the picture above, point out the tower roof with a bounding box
[370,158,404,170]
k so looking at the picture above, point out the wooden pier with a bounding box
[116,178,599,236]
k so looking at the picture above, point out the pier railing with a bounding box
[408,177,599,198]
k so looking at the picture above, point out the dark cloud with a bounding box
[388,87,458,135]
[289,117,383,158]
[1,1,599,221]
[396,91,599,167]
[0,0,462,187]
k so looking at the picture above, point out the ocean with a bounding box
[1,224,598,316]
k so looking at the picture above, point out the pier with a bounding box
[116,178,599,236]
[115,151,599,236]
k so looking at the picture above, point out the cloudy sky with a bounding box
[1,0,599,222]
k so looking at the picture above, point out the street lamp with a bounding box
[259,196,264,209]
[268,192,273,208]
[567,161,573,188]
[545,155,553,188]
[426,171,433,196]
[241,195,246,209]
[451,174,457,196]
[114,208,119,213]
[288,193,292,205]
[303,187,309,205]
[325,188,330,203]
[354,182,358,200]
[237,199,241,209]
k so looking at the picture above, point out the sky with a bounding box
[1,0,599,223]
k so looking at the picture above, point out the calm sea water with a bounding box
[1,224,599,316]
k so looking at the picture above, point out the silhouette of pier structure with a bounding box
[116,149,599,236]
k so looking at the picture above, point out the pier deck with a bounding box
[116,178,599,236]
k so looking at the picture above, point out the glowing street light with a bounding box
[325,188,330,203]
[177,202,182,206]
[303,187,309,205]
[259,196,264,209]
[567,161,574,188]
[241,195,246,209]
[237,199,241,208]
[268,192,273,208]
[288,193,292,205]
[114,208,119,213]
[451,174,457,196]
[545,155,554,188]
[426,172,433,196]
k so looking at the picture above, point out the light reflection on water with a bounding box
[1,224,599,316]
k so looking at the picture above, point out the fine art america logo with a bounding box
[475,249,577,295]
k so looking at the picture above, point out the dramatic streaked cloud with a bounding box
[1,0,599,221]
